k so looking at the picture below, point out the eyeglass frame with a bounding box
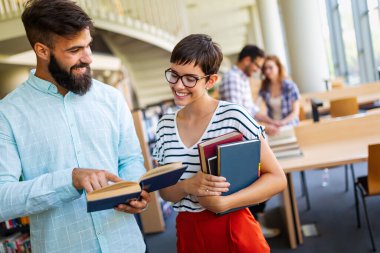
[251,60,264,71]
[164,68,211,88]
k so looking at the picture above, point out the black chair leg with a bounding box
[300,171,311,211]
[300,171,305,197]
[354,183,361,228]
[360,192,377,252]
[345,165,349,192]
[350,164,356,185]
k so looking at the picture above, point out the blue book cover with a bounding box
[218,139,261,196]
[216,139,261,215]
[87,163,187,212]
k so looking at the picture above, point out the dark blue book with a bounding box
[87,162,187,212]
[216,139,261,215]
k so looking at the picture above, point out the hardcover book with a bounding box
[218,139,261,195]
[216,139,261,215]
[197,132,244,174]
[87,162,187,212]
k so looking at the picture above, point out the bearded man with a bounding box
[0,1,149,252]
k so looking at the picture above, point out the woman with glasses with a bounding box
[153,34,286,253]
[259,55,301,126]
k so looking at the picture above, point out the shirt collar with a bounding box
[231,65,248,80]
[28,69,59,94]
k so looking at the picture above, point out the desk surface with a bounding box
[280,113,380,173]
[300,82,380,115]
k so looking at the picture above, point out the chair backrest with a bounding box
[330,78,345,89]
[330,97,358,117]
[368,143,380,195]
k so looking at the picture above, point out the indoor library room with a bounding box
[0,0,379,253]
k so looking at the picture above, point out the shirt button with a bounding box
[97,231,102,236]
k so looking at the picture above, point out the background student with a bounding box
[219,45,281,136]
[0,0,149,252]
[258,55,301,126]
[153,34,286,253]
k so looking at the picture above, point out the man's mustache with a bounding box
[71,63,90,70]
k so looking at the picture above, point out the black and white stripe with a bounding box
[152,101,265,212]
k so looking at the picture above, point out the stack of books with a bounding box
[197,131,261,214]
[197,132,261,194]
[268,125,303,159]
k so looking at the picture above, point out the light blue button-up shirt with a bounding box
[0,71,146,253]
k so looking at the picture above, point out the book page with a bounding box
[87,181,141,201]
[141,162,183,180]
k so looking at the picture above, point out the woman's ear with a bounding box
[206,74,218,89]
[34,42,50,61]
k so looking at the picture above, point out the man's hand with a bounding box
[72,168,123,193]
[115,190,151,214]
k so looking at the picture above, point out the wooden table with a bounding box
[279,112,380,248]
[300,81,380,115]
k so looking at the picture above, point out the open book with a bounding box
[87,162,187,212]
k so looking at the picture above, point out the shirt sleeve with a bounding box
[152,119,164,165]
[0,112,82,221]
[116,95,146,182]
[220,73,259,117]
[288,80,300,101]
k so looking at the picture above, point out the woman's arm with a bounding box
[159,171,230,203]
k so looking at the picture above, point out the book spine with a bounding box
[197,145,207,173]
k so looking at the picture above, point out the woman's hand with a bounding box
[198,195,231,213]
[183,171,230,197]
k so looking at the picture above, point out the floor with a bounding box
[145,162,380,253]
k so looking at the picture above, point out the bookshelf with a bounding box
[0,218,31,253]
[132,99,178,234]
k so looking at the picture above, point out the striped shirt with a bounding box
[153,101,265,212]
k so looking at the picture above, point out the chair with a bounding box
[354,143,380,252]
[300,97,359,211]
[330,97,359,118]
[331,97,359,191]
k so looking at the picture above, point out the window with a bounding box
[367,0,380,76]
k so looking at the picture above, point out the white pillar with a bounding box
[278,0,329,92]
[257,0,288,70]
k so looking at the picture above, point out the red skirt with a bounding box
[176,208,270,253]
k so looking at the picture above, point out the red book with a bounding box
[197,131,244,174]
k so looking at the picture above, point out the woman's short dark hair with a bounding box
[170,34,223,75]
[21,0,93,48]
[238,45,265,62]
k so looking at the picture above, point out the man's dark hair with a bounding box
[170,34,223,75]
[237,45,265,62]
[21,0,93,48]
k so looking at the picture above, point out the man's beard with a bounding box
[243,65,252,77]
[48,54,92,95]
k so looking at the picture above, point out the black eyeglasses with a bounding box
[252,61,263,70]
[164,68,210,88]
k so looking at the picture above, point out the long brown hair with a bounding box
[259,55,286,93]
